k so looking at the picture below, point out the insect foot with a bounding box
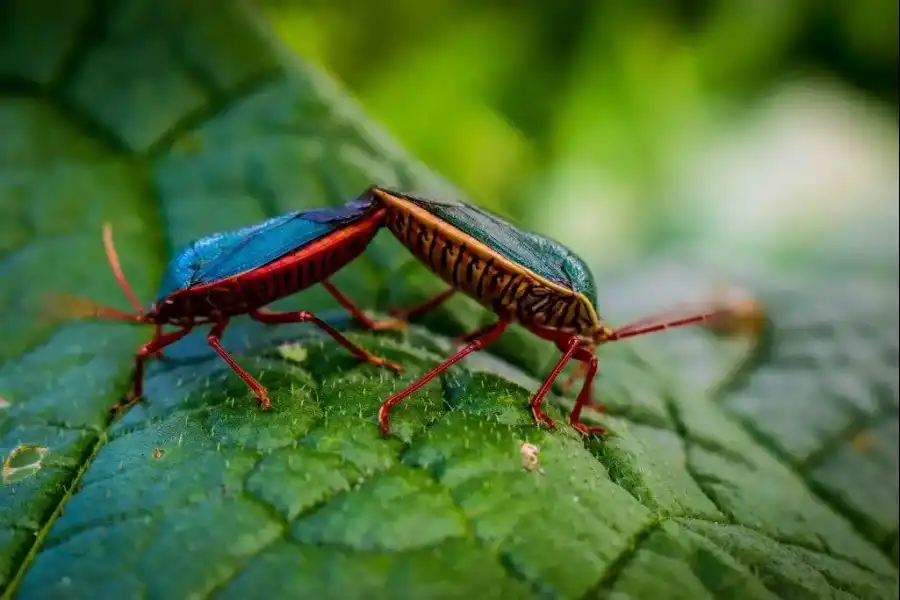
[531,408,557,430]
[256,394,272,411]
[570,421,606,437]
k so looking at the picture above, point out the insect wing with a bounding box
[156,195,376,299]
[404,194,597,304]
[193,197,378,286]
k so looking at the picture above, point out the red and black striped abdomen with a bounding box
[377,194,597,335]
[159,209,386,322]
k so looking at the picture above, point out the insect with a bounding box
[368,187,750,436]
[55,191,405,413]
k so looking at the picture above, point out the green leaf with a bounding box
[0,2,896,599]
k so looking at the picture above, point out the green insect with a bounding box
[372,188,750,436]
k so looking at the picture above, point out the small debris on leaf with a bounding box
[3,445,49,484]
[520,441,540,471]
[278,342,309,364]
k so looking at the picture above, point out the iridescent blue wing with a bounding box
[156,194,375,300]
[390,189,598,306]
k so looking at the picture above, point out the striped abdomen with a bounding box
[380,198,595,335]
[159,209,386,322]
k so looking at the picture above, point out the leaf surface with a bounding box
[0,2,896,599]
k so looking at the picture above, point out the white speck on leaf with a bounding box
[279,342,309,364]
[520,441,541,471]
[2,444,50,484]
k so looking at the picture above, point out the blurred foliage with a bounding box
[259,0,898,227]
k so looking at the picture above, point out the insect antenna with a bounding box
[606,297,764,342]
[562,304,733,395]
[39,292,146,324]
[608,310,716,341]
[103,222,145,314]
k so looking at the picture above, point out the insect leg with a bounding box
[443,320,508,354]
[152,323,166,360]
[250,308,403,374]
[378,319,510,436]
[567,348,605,436]
[558,362,587,395]
[111,326,193,413]
[206,317,272,410]
[527,337,580,430]
[388,288,456,321]
[321,279,406,332]
[455,320,502,344]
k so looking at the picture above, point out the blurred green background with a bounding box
[259,0,898,274]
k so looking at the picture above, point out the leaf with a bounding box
[0,2,897,600]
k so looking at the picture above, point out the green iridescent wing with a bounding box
[396,190,598,306]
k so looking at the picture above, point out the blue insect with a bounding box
[58,190,403,412]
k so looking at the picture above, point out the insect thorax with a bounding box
[383,201,599,335]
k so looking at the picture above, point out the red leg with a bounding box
[206,317,273,409]
[151,324,166,360]
[112,325,193,413]
[528,336,580,429]
[455,320,503,344]
[389,288,456,321]
[250,307,403,374]
[321,280,405,332]
[567,348,605,436]
[378,319,510,435]
[557,361,605,413]
[558,362,587,395]
[442,320,507,353]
